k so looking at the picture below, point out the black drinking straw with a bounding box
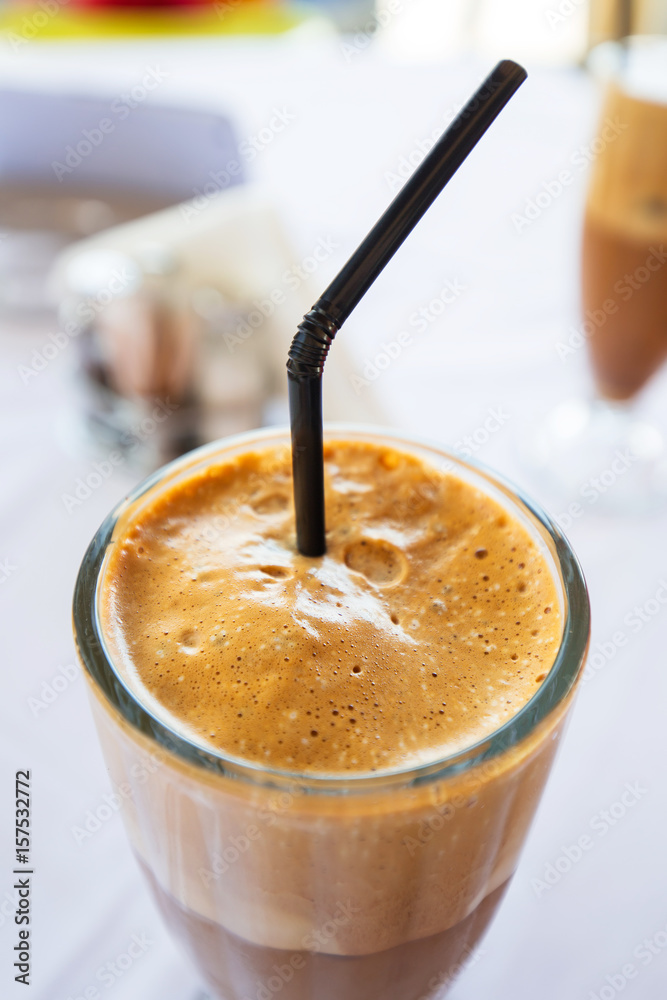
[287,59,527,557]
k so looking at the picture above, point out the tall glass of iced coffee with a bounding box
[526,36,667,510]
[74,425,589,999]
[583,37,667,401]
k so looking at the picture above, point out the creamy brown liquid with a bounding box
[101,440,560,776]
[582,84,667,400]
[139,855,509,1000]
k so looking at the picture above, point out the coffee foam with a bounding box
[101,440,561,776]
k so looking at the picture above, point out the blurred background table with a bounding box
[1,21,667,1000]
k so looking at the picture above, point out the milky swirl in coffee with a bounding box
[101,441,561,775]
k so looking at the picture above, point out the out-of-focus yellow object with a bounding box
[589,0,667,48]
[0,0,303,41]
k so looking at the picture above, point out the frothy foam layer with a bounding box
[101,441,561,774]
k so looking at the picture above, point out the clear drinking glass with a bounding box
[524,36,667,511]
[73,425,589,1000]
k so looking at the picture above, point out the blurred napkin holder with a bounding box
[50,184,382,466]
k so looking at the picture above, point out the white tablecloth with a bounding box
[1,31,666,1000]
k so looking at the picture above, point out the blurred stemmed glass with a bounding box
[523,35,667,513]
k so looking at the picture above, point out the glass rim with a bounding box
[73,423,590,795]
[588,35,667,104]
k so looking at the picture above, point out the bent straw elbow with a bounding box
[286,303,340,381]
